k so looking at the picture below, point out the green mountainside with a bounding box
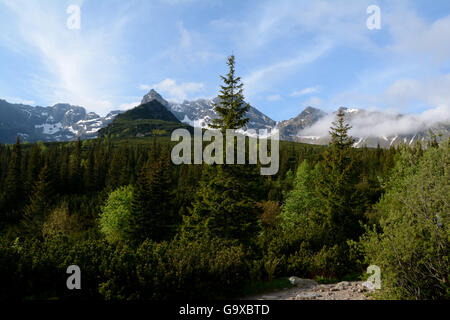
[98,100,193,139]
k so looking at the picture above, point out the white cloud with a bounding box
[1,0,130,116]
[267,94,282,102]
[301,74,450,139]
[217,0,375,53]
[139,84,151,91]
[152,78,204,102]
[386,9,450,61]
[385,75,450,111]
[291,86,320,97]
[116,101,140,111]
[300,105,450,139]
[4,97,36,105]
[178,21,192,48]
[302,96,323,108]
[243,41,332,98]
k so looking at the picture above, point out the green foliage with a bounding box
[99,185,134,243]
[280,160,323,229]
[210,55,250,130]
[0,137,22,223]
[360,141,449,299]
[22,163,56,237]
[184,165,261,246]
[267,111,368,279]
[98,101,192,139]
[42,203,80,239]
[115,101,180,122]
[0,235,251,300]
[0,124,407,300]
[128,150,177,243]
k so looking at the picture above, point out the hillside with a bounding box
[98,100,193,139]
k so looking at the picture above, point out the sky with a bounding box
[0,0,450,121]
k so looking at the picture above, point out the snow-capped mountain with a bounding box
[1,90,448,148]
[0,99,121,143]
[141,89,276,133]
[125,91,450,147]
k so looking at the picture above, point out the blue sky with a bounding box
[0,0,449,120]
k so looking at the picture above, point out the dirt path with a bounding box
[243,279,374,300]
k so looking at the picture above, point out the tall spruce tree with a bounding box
[69,138,82,193]
[318,108,365,244]
[128,149,175,243]
[0,137,23,223]
[209,54,250,131]
[184,55,260,245]
[22,163,56,236]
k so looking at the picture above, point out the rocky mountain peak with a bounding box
[141,89,170,107]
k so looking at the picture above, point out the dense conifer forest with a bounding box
[0,55,448,301]
[1,120,447,300]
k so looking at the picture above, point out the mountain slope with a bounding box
[117,100,180,122]
[276,107,327,140]
[98,100,192,139]
[142,89,276,132]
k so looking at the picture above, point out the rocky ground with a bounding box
[244,278,375,300]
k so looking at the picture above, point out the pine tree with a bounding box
[184,55,261,245]
[27,143,42,191]
[318,108,365,244]
[128,162,151,243]
[106,151,123,190]
[83,147,96,191]
[209,54,250,131]
[69,139,82,193]
[22,163,55,236]
[184,164,260,245]
[128,150,175,243]
[0,137,23,223]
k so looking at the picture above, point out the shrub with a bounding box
[360,142,449,299]
[99,186,133,243]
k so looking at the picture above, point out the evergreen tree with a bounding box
[318,108,365,245]
[128,150,175,243]
[27,143,42,190]
[0,137,23,223]
[22,163,56,236]
[69,139,82,193]
[184,164,260,245]
[209,54,250,131]
[184,55,261,245]
[83,147,96,191]
[106,151,123,190]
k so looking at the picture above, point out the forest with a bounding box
[0,56,448,301]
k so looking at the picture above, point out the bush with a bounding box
[132,236,250,300]
[360,142,449,299]
[0,234,253,300]
[99,186,133,243]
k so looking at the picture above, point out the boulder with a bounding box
[288,277,318,289]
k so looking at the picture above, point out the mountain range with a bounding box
[0,99,120,144]
[0,90,448,147]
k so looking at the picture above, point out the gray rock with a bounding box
[288,277,319,289]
